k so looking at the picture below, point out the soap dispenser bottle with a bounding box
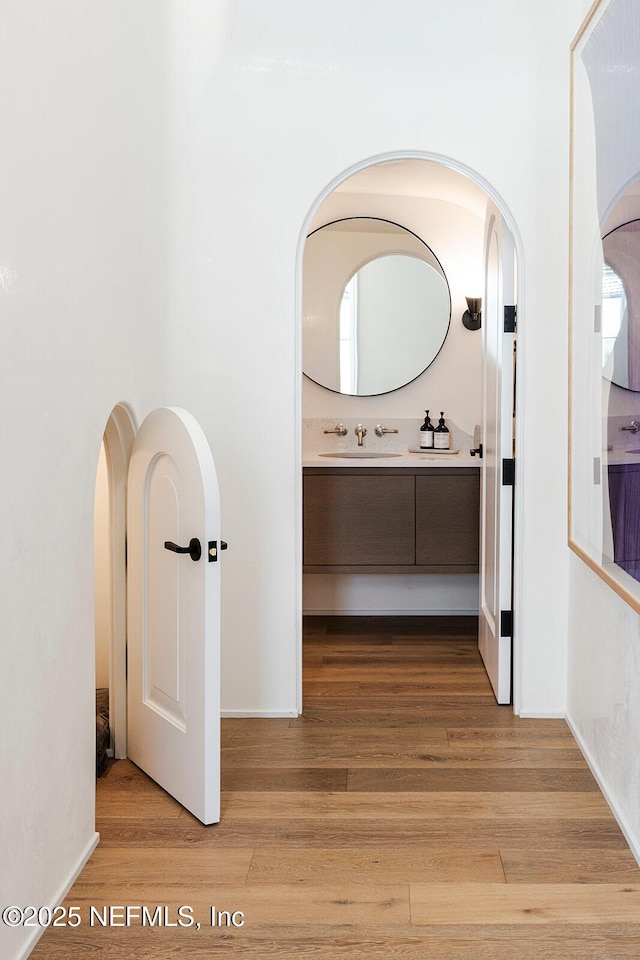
[434,412,450,449]
[419,410,434,448]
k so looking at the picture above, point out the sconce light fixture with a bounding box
[462,296,482,331]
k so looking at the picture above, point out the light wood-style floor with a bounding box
[33,616,640,958]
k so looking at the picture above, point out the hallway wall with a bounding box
[1,3,177,957]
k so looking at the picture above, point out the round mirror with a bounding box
[303,217,451,396]
[602,219,640,391]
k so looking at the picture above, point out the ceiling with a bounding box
[334,158,489,218]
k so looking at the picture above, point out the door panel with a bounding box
[416,474,480,567]
[479,206,515,704]
[127,407,221,825]
[145,456,184,724]
[303,474,415,565]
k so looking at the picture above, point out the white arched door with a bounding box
[478,205,516,704]
[127,407,222,825]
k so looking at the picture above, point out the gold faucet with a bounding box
[355,424,367,446]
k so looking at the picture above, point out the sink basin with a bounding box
[318,451,403,459]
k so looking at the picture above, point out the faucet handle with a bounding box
[324,423,348,436]
[375,424,399,437]
[354,424,367,446]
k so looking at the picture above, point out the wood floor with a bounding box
[33,616,640,958]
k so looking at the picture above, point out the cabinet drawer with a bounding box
[303,474,415,566]
[416,474,479,566]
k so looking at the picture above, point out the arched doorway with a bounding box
[296,153,524,712]
[94,402,137,760]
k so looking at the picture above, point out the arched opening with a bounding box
[296,153,524,712]
[93,402,137,766]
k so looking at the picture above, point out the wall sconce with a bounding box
[462,297,482,330]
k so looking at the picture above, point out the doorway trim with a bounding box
[294,150,526,715]
[99,402,137,758]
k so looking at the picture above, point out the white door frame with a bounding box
[478,205,516,703]
[295,150,526,715]
[98,402,138,759]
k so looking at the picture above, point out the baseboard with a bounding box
[566,714,640,868]
[221,710,298,718]
[12,831,99,960]
[518,710,565,719]
[302,609,479,617]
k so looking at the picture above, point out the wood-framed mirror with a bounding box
[569,0,640,610]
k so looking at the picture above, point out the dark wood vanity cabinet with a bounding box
[303,466,479,573]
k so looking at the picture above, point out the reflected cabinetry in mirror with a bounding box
[602,207,640,585]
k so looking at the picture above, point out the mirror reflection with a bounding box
[303,217,451,396]
[602,216,640,584]
[602,219,640,390]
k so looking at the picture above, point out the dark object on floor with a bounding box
[96,688,110,778]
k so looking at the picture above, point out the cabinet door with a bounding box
[416,474,479,567]
[304,474,415,566]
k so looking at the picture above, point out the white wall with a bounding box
[304,573,480,617]
[1,1,593,956]
[1,3,187,957]
[568,557,640,855]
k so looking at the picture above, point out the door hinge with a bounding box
[502,458,515,486]
[504,305,516,333]
[500,610,513,638]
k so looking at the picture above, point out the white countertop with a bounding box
[302,417,480,467]
[303,449,479,467]
[606,447,640,467]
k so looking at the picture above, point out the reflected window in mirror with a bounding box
[601,263,626,379]
[602,220,640,391]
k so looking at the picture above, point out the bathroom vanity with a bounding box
[303,462,480,574]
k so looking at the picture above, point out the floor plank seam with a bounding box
[245,847,258,884]
[498,849,508,884]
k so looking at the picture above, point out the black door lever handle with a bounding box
[164,538,202,561]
